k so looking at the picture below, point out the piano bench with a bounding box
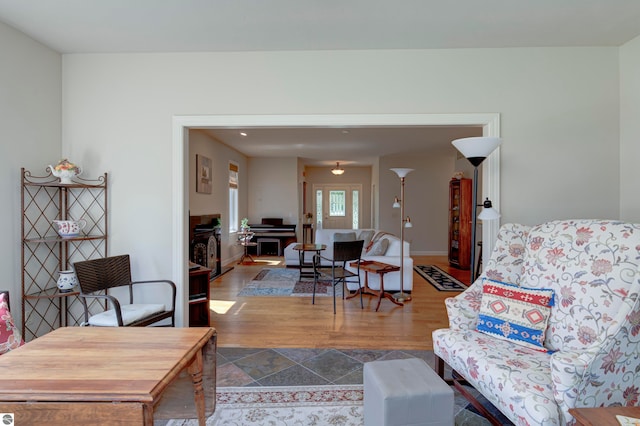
[257,238,281,256]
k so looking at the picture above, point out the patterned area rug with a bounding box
[166,385,364,425]
[165,384,499,425]
[237,268,343,297]
[414,265,468,291]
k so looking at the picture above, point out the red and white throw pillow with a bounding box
[0,293,24,355]
[476,279,554,352]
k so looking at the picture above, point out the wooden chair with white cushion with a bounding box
[74,254,176,327]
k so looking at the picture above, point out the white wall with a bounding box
[0,21,61,321]
[379,151,456,254]
[620,35,640,222]
[56,47,623,325]
[305,165,373,229]
[247,157,298,225]
[189,129,248,264]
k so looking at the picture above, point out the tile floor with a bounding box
[216,347,436,387]
[215,347,512,425]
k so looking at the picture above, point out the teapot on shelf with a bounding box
[52,219,87,238]
[49,159,81,184]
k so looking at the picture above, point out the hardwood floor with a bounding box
[209,255,470,351]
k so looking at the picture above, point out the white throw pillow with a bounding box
[333,232,356,242]
[357,230,375,248]
[366,238,389,256]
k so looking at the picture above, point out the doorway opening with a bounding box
[172,113,500,326]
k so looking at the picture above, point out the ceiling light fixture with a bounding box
[240,132,247,137]
[331,162,345,175]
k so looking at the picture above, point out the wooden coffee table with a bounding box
[0,326,216,426]
[348,260,404,311]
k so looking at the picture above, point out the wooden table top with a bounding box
[0,326,215,403]
[350,260,400,273]
[570,407,640,426]
[293,243,326,251]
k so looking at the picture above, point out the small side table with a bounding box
[237,231,257,264]
[293,243,326,279]
[347,260,404,311]
[570,407,640,426]
[238,241,257,263]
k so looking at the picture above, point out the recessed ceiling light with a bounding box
[240,132,247,137]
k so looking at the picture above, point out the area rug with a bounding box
[165,384,501,425]
[237,268,343,297]
[414,265,468,291]
[166,385,364,426]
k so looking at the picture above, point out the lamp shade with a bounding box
[452,137,502,167]
[331,162,345,175]
[390,168,414,178]
[478,198,501,221]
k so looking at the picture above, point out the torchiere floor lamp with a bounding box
[391,168,413,302]
[451,137,502,284]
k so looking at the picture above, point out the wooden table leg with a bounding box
[346,271,376,299]
[187,349,206,426]
[375,273,384,311]
[375,272,403,311]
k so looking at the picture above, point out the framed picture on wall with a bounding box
[196,154,212,194]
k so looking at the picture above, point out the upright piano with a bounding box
[248,218,296,256]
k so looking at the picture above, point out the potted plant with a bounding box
[305,212,313,223]
[240,218,249,232]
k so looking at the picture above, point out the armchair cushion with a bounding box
[88,303,166,327]
[432,328,559,425]
[476,279,555,352]
[0,292,24,355]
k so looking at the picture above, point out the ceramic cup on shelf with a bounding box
[52,218,87,238]
[56,270,78,293]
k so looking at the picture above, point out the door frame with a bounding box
[172,113,500,325]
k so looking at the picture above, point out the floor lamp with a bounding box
[451,137,501,284]
[391,168,413,303]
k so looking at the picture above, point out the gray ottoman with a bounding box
[363,358,454,426]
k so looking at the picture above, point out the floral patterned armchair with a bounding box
[433,220,640,425]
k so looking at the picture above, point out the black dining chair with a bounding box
[312,239,364,314]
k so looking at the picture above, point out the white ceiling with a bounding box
[2,0,639,166]
[1,0,640,53]
[200,126,482,167]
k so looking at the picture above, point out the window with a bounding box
[352,189,359,229]
[315,190,322,228]
[329,190,346,217]
[229,162,238,233]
